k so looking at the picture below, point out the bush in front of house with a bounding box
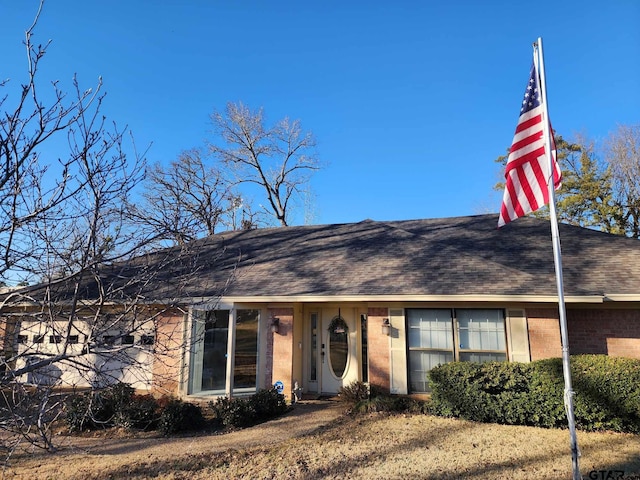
[65,382,162,432]
[428,355,640,433]
[338,381,429,414]
[337,381,371,403]
[209,396,255,428]
[248,387,288,420]
[66,384,288,435]
[157,398,206,435]
[208,387,288,428]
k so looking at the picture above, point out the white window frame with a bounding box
[406,308,508,393]
[187,305,262,397]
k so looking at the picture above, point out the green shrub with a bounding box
[428,355,640,433]
[65,393,94,432]
[65,382,134,431]
[65,383,160,432]
[120,394,160,430]
[247,388,288,422]
[209,396,255,428]
[158,399,205,435]
[209,388,288,429]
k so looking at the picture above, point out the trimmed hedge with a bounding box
[208,387,288,428]
[428,355,640,433]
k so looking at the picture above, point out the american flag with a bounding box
[498,62,561,227]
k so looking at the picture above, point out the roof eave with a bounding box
[186,294,609,305]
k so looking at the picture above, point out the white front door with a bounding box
[313,307,359,394]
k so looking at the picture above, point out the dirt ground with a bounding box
[4,400,640,479]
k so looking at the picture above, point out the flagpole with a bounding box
[535,37,581,480]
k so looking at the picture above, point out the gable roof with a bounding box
[13,214,640,305]
[139,213,640,303]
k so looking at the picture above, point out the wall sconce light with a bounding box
[270,317,280,334]
[382,318,391,336]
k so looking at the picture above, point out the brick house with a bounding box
[3,214,640,401]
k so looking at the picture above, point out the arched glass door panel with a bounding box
[328,330,349,378]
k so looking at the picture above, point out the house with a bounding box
[2,213,640,400]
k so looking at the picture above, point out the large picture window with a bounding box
[407,308,506,393]
[190,308,259,396]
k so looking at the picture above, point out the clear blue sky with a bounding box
[2,1,639,226]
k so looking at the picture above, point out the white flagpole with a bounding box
[535,37,581,480]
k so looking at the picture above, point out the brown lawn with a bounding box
[4,400,640,479]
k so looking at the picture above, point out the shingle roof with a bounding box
[135,213,640,301]
[16,213,638,304]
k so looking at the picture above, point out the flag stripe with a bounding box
[513,113,543,135]
[498,61,561,228]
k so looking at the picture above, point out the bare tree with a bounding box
[132,149,261,247]
[0,3,95,285]
[0,4,241,461]
[209,102,320,227]
[0,1,180,458]
[606,124,640,239]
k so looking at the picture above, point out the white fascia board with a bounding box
[184,294,607,304]
[6,294,617,310]
[603,294,640,302]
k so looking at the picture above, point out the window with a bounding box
[140,335,155,346]
[33,335,45,344]
[68,335,79,344]
[360,314,368,383]
[309,312,318,383]
[200,310,229,392]
[190,308,260,396]
[122,334,135,345]
[49,335,62,344]
[408,309,454,393]
[407,308,507,393]
[17,335,28,344]
[457,309,507,363]
[233,309,259,392]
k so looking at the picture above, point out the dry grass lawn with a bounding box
[4,400,640,479]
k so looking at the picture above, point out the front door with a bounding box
[306,306,359,395]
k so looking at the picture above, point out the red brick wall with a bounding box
[367,307,390,391]
[528,307,640,361]
[526,308,562,360]
[152,309,185,395]
[270,307,294,401]
[567,309,640,359]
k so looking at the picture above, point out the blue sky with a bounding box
[2,1,639,226]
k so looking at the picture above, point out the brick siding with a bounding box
[367,307,391,391]
[270,307,294,401]
[528,307,640,361]
[527,308,562,360]
[152,309,186,395]
[567,309,640,359]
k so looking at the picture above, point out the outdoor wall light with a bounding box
[270,317,280,334]
[382,318,391,336]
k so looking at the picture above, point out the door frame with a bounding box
[302,304,367,395]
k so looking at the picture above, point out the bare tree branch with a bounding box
[209,102,320,226]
